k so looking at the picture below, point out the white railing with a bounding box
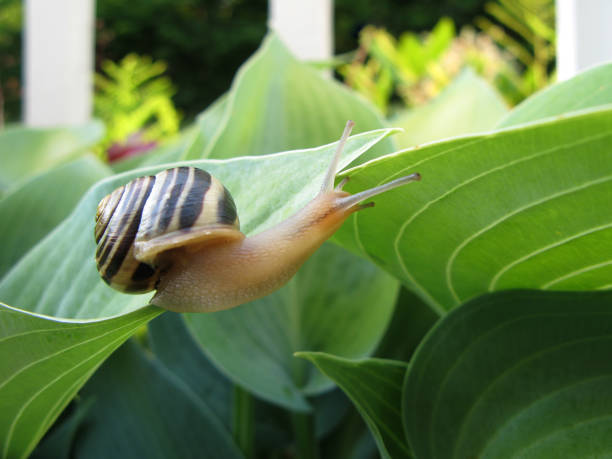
[557,0,612,81]
[24,0,94,126]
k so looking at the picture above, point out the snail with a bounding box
[94,121,420,312]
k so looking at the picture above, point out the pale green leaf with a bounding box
[0,156,112,278]
[404,290,612,459]
[0,303,161,459]
[297,352,409,459]
[498,62,612,128]
[183,93,229,160]
[201,33,394,164]
[0,122,104,193]
[391,68,508,149]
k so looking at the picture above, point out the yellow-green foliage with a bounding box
[476,0,555,100]
[94,54,180,157]
[340,5,555,114]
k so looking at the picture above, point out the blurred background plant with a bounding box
[475,0,555,101]
[338,0,554,115]
[94,54,180,162]
[0,0,555,152]
[0,0,22,126]
[338,19,517,114]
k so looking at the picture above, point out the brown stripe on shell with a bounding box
[179,168,211,228]
[96,180,140,264]
[157,166,189,233]
[216,182,239,227]
[99,175,155,288]
[103,176,155,279]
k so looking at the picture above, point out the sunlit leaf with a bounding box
[498,62,612,128]
[334,107,612,312]
[200,33,394,164]
[391,68,508,148]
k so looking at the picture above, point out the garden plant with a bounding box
[1,33,612,458]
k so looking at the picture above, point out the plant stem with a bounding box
[291,411,319,459]
[232,384,254,458]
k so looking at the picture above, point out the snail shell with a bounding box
[94,166,242,293]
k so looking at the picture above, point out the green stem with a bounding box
[232,385,254,458]
[291,411,319,459]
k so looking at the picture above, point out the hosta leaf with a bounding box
[183,94,229,160]
[0,303,161,459]
[0,156,112,279]
[391,68,508,149]
[498,62,612,128]
[0,128,394,320]
[297,352,409,459]
[403,290,612,459]
[0,122,104,193]
[71,341,243,458]
[184,242,398,411]
[0,129,394,452]
[201,33,394,163]
[333,107,612,312]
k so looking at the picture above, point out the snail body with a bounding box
[95,121,420,312]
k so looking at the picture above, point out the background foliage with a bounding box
[0,0,491,124]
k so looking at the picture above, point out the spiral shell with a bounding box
[94,166,242,293]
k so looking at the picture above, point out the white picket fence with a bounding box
[23,0,612,126]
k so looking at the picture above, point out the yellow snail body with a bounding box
[94,121,420,312]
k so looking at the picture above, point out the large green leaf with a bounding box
[391,68,508,149]
[184,242,398,411]
[0,129,394,454]
[403,290,612,459]
[200,33,394,164]
[71,340,243,458]
[0,122,104,193]
[0,156,112,279]
[333,107,612,312]
[183,94,229,160]
[0,303,161,459]
[298,352,409,459]
[0,128,393,319]
[498,62,612,128]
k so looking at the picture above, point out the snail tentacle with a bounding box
[320,120,355,194]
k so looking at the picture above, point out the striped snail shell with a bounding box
[94,166,242,293]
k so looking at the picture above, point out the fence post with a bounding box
[24,0,95,126]
[557,0,612,80]
[268,0,333,62]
